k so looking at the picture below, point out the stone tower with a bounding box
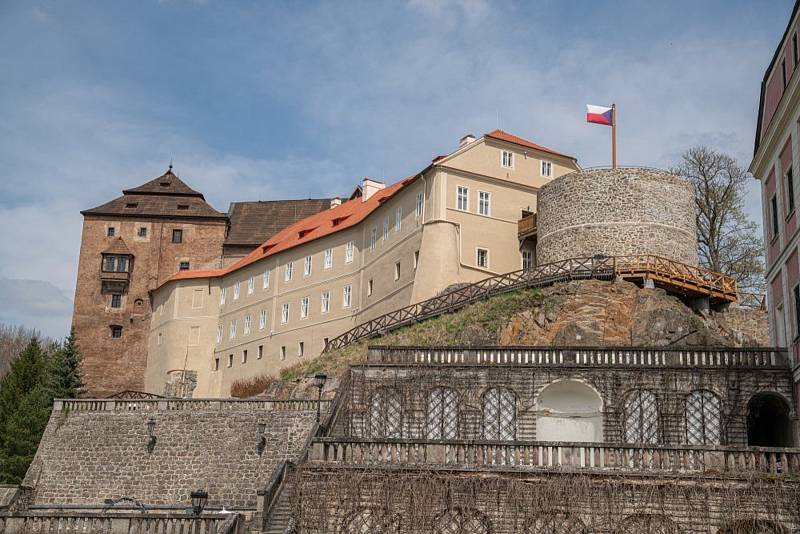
[72,169,228,396]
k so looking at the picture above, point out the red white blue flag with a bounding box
[586,104,613,126]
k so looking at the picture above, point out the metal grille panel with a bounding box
[434,510,490,534]
[426,387,459,439]
[526,514,586,534]
[623,389,660,444]
[369,388,402,438]
[482,387,517,440]
[343,509,398,533]
[685,389,722,445]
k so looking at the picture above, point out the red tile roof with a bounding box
[484,129,576,160]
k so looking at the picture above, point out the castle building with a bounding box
[146,130,579,397]
[73,169,332,396]
[751,0,800,400]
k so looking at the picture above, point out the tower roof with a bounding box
[121,169,205,198]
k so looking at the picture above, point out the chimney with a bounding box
[361,178,385,202]
[459,134,476,148]
[330,197,342,209]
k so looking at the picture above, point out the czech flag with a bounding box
[587,104,613,126]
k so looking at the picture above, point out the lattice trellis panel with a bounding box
[433,510,490,534]
[526,514,587,534]
[719,520,785,534]
[620,514,680,534]
[342,509,399,533]
[482,387,517,440]
[369,388,403,438]
[623,389,660,444]
[426,387,459,440]
[685,389,722,445]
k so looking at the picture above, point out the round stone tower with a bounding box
[536,167,697,266]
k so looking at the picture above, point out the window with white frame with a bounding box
[345,241,354,263]
[229,320,237,339]
[263,270,270,289]
[343,284,352,308]
[522,250,534,271]
[370,227,377,250]
[394,262,400,281]
[324,248,333,269]
[281,303,289,324]
[216,325,222,344]
[247,276,254,295]
[541,160,553,177]
[395,207,402,232]
[457,186,469,211]
[233,281,240,300]
[243,314,251,335]
[383,217,389,240]
[477,248,489,268]
[416,191,423,218]
[285,262,293,282]
[304,255,312,276]
[220,287,226,305]
[501,150,514,168]
[300,297,309,319]
[321,290,330,313]
[259,309,267,330]
[478,191,491,216]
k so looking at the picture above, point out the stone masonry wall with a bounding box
[537,168,698,266]
[22,400,318,510]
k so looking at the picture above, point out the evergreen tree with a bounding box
[48,328,84,400]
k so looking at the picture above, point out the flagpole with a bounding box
[611,103,617,169]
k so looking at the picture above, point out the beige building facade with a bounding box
[146,130,579,397]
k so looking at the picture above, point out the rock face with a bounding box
[499,279,767,347]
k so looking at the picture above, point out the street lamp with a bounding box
[313,373,327,424]
[190,489,208,515]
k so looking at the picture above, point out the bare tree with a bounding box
[672,147,765,293]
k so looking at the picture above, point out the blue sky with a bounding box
[0,0,793,338]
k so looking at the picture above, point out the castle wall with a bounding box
[536,168,698,266]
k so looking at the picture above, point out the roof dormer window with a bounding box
[160,181,170,187]
[177,204,189,210]
[125,203,138,209]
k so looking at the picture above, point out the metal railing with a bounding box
[56,398,332,413]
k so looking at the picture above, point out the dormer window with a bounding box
[160,181,170,187]
[332,215,350,227]
[177,204,189,210]
[298,227,317,238]
[501,150,514,169]
[125,203,138,209]
[102,254,130,273]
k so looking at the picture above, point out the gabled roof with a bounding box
[225,199,334,247]
[484,129,576,160]
[122,169,205,198]
[101,237,132,256]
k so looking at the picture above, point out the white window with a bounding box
[300,297,309,319]
[395,207,402,232]
[394,262,400,281]
[285,262,293,282]
[263,270,270,289]
[304,255,312,276]
[216,325,222,344]
[247,276,254,295]
[298,341,304,357]
[280,346,286,360]
[370,227,377,250]
[477,248,489,269]
[324,248,333,269]
[478,191,491,216]
[345,241,354,263]
[383,217,389,240]
[457,186,469,211]
[522,250,534,271]
[259,309,267,330]
[229,320,237,339]
[281,303,289,324]
[233,281,240,300]
[416,191,423,218]
[414,250,419,269]
[343,285,352,308]
[368,279,374,296]
[501,150,514,168]
[541,160,553,177]
[220,287,226,305]
[321,290,330,313]
[243,314,251,335]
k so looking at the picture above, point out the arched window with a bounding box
[619,514,680,534]
[482,387,517,440]
[537,380,603,442]
[718,520,786,534]
[426,387,459,440]
[433,509,491,534]
[622,389,660,444]
[342,508,399,533]
[685,389,722,445]
[526,513,587,534]
[369,388,403,438]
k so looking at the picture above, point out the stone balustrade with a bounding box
[309,438,800,478]
[56,398,332,413]
[367,346,788,368]
[0,511,240,534]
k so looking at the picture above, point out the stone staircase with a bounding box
[262,480,293,534]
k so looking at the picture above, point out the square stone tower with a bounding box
[73,169,228,396]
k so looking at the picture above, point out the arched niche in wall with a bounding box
[747,392,794,447]
[536,379,603,442]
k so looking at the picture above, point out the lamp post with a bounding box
[190,489,208,516]
[313,373,327,424]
